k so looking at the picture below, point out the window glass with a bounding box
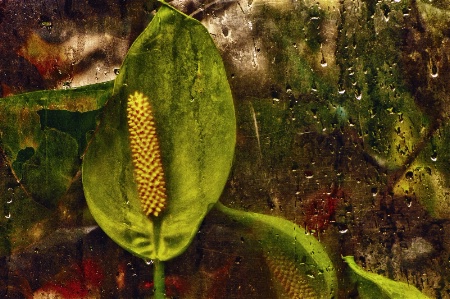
[1,1,448,298]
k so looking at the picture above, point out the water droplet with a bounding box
[339,228,349,234]
[371,187,378,197]
[304,170,314,179]
[355,93,362,100]
[7,188,14,203]
[5,213,11,219]
[40,20,52,31]
[430,64,438,78]
[145,259,153,265]
[320,56,327,67]
[405,171,414,180]
[114,68,120,75]
[431,153,437,162]
[62,81,71,89]
[338,89,346,95]
[405,197,412,208]
[235,256,242,265]
[305,270,315,278]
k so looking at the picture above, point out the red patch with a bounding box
[304,188,343,233]
[41,280,88,299]
[82,259,103,287]
[142,275,190,297]
[205,257,235,299]
[38,259,103,298]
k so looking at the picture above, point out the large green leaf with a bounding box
[0,81,112,255]
[215,202,337,299]
[393,121,450,219]
[0,81,113,208]
[343,256,430,298]
[82,2,236,261]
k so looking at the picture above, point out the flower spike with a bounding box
[127,91,167,216]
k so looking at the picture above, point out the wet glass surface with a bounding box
[1,0,450,298]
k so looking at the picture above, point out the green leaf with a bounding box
[417,1,450,39]
[393,121,450,219]
[343,256,430,299]
[0,82,112,254]
[215,202,337,299]
[0,81,113,207]
[82,2,236,261]
[0,175,58,256]
[334,0,430,170]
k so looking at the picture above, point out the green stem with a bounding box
[153,259,165,299]
[214,201,252,226]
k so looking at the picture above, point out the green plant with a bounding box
[0,0,445,298]
[80,3,338,297]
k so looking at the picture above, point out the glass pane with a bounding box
[1,0,448,298]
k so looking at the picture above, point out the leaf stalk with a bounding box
[153,259,166,299]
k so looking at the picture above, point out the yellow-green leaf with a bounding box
[216,202,337,298]
[82,2,236,261]
[344,256,430,299]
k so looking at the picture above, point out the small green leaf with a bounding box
[343,256,430,299]
[0,81,113,207]
[393,122,450,219]
[82,2,236,261]
[417,1,450,39]
[215,202,337,298]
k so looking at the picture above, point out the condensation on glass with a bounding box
[1,0,449,298]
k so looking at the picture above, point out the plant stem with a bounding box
[153,259,165,299]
